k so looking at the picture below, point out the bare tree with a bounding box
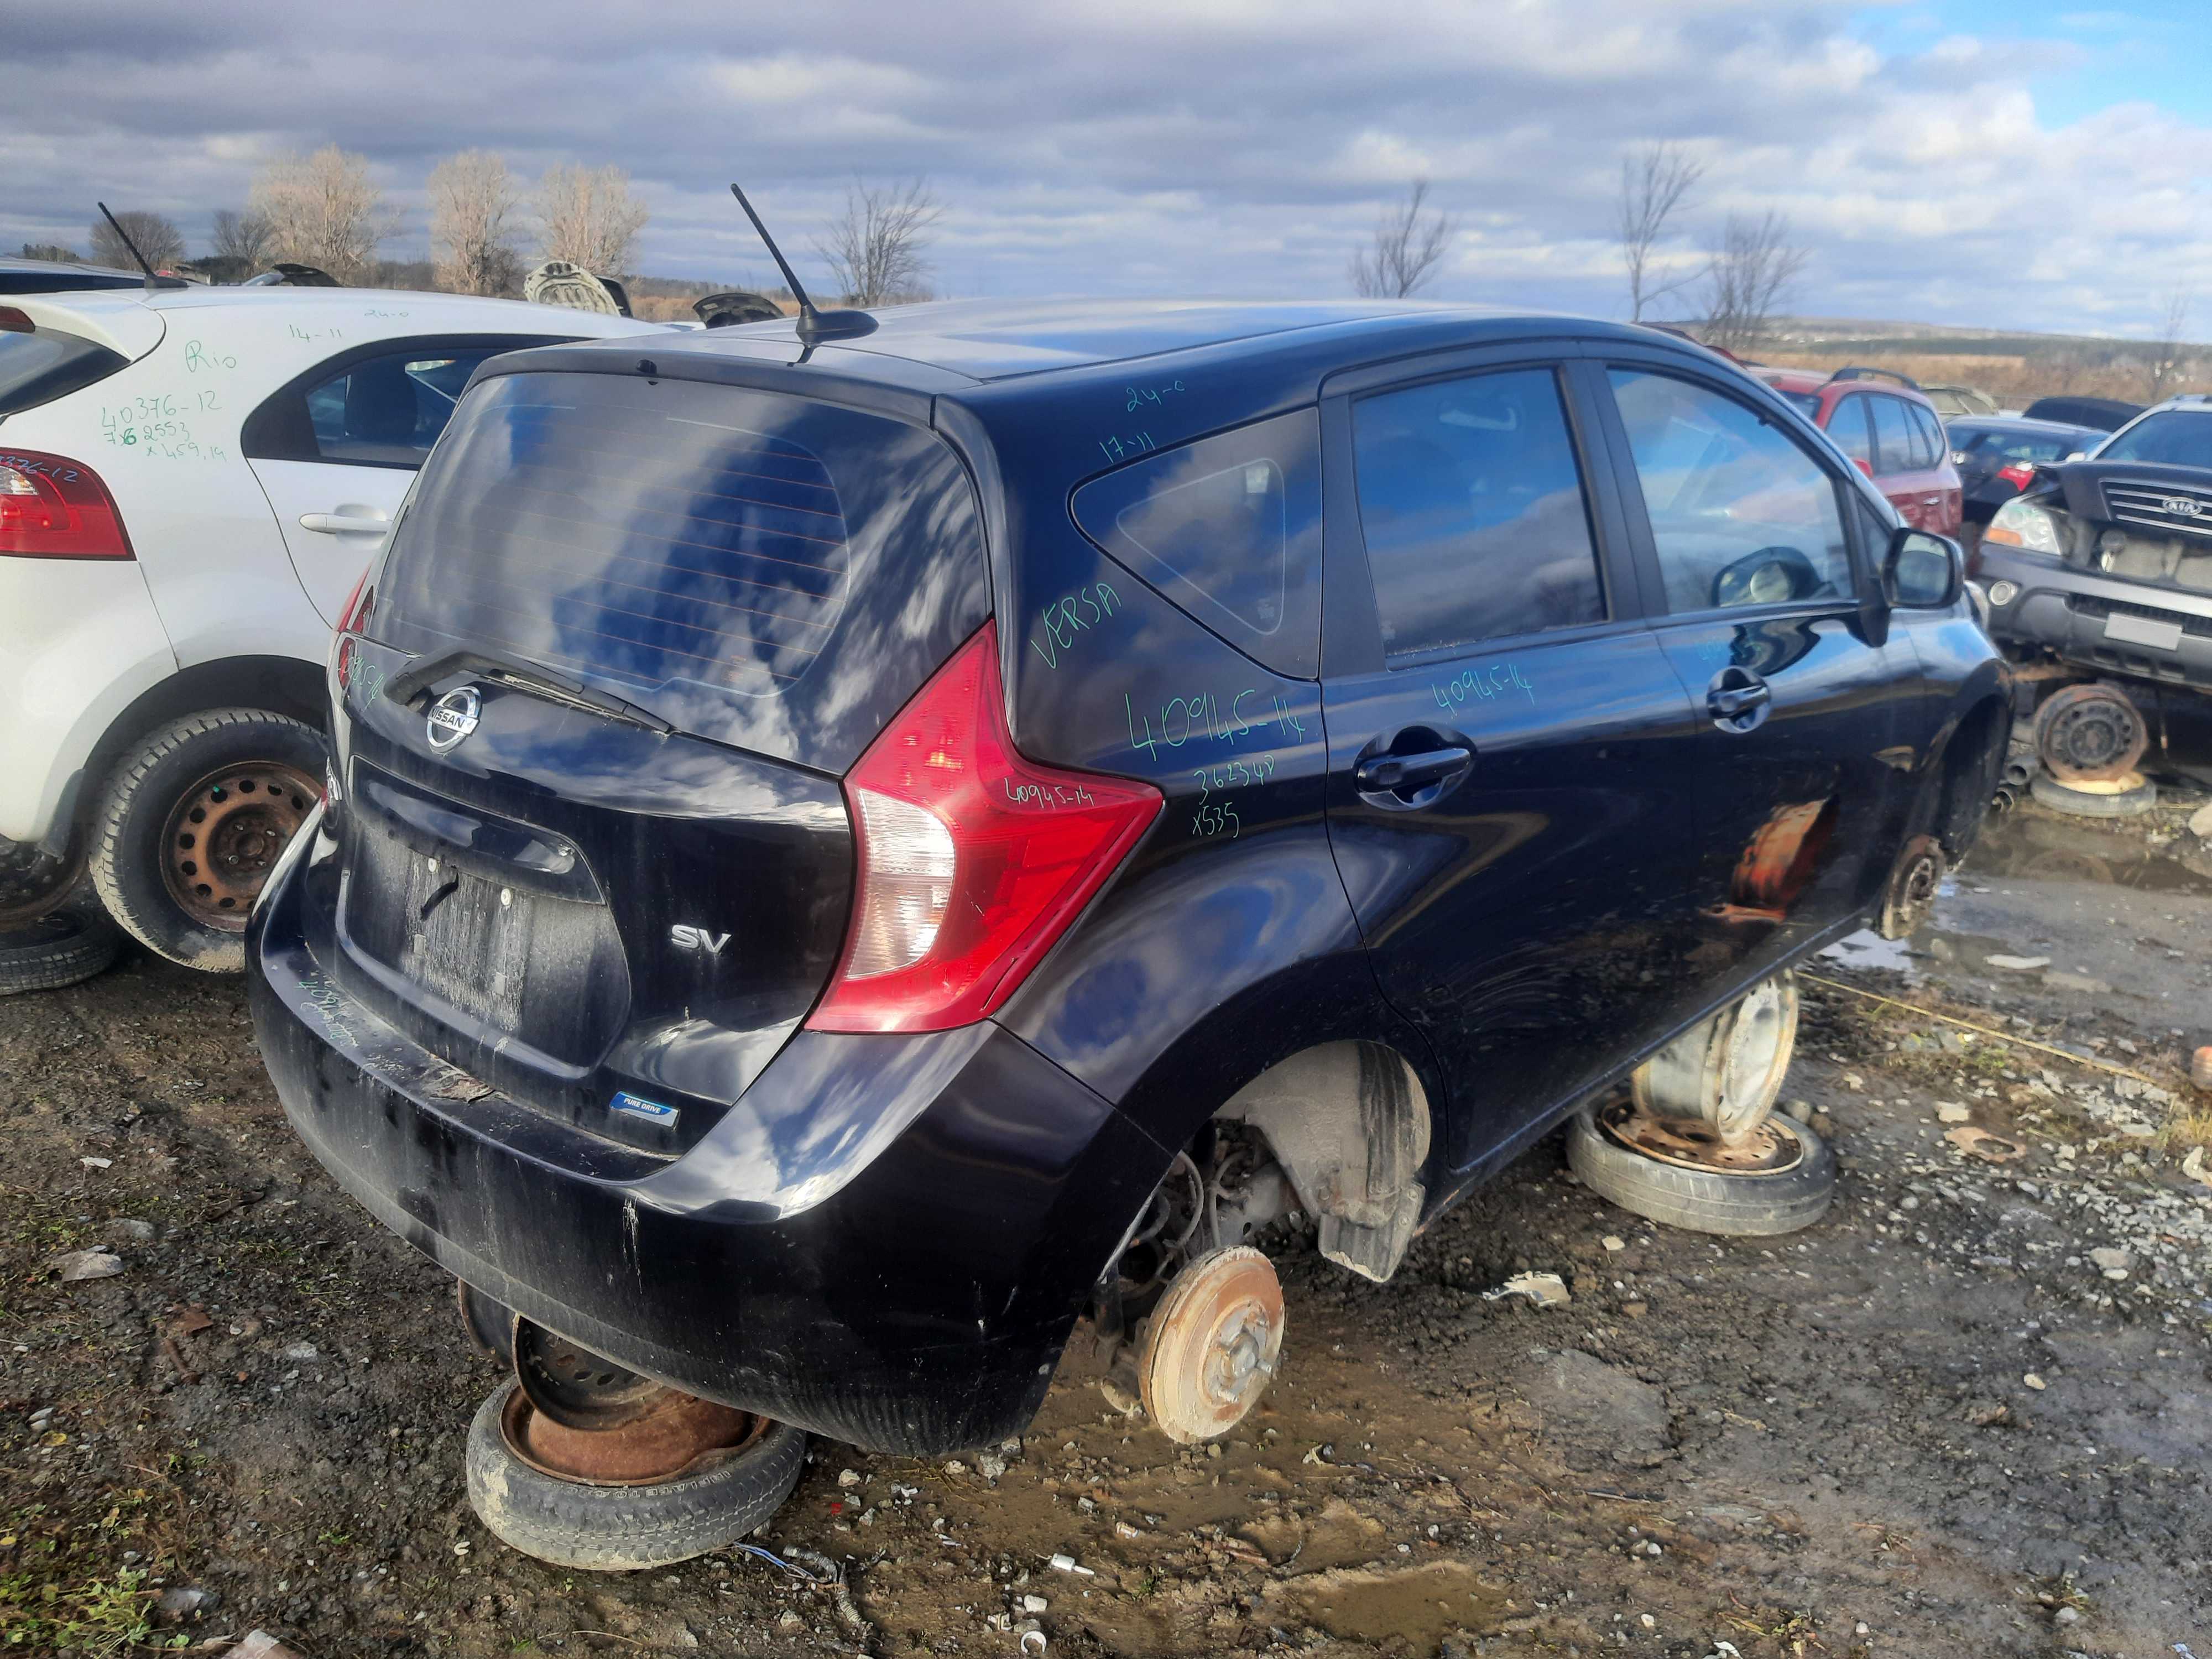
[1617,141,1705,322]
[2145,287,2193,401]
[1348,179,1454,299]
[817,176,942,306]
[210,209,276,269]
[430,151,523,295]
[1698,210,1809,355]
[20,242,81,264]
[536,164,649,276]
[251,147,390,283]
[89,210,184,272]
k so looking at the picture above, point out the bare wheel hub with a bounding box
[161,761,318,929]
[1138,1245,1284,1445]
[1597,1097,1806,1175]
[1877,834,1944,941]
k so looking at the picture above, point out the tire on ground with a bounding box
[1566,1108,1835,1238]
[0,907,121,996]
[2028,772,2156,819]
[89,708,325,973]
[465,1382,808,1571]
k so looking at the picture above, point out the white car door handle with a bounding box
[299,512,389,535]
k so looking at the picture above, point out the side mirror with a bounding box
[1885,528,1964,610]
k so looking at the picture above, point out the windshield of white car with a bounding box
[2096,412,2212,471]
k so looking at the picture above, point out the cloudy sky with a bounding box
[9,0,2209,337]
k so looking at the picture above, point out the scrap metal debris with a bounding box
[1482,1271,1571,1308]
[49,1248,123,1282]
[1945,1125,2026,1164]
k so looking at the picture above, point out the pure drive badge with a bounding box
[425,685,482,752]
[610,1091,679,1128]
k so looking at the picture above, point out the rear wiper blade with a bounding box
[382,649,674,737]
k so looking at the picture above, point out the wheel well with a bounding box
[1213,1039,1433,1284]
[72,656,327,836]
[1934,696,2007,859]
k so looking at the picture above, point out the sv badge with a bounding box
[669,924,731,955]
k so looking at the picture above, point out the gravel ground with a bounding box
[3,808,2209,1659]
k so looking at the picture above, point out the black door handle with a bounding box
[1705,668,1772,733]
[1355,745,1474,797]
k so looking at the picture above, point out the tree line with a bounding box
[37,147,653,295]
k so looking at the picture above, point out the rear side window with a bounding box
[0,325,128,418]
[1070,409,1322,678]
[1868,395,1917,475]
[1349,367,1605,659]
[1827,395,1874,469]
[247,342,521,468]
[370,370,988,766]
[1906,403,1945,468]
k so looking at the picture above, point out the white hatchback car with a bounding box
[0,284,660,970]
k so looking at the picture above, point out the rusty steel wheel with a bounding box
[1138,1245,1284,1444]
[1568,1102,1835,1237]
[1876,833,1945,941]
[159,760,318,930]
[0,835,89,931]
[1594,1097,1806,1175]
[2034,682,2147,784]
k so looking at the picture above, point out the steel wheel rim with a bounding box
[159,761,320,930]
[1599,1098,1807,1175]
[1713,979,1786,1139]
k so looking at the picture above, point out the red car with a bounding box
[1751,367,1963,535]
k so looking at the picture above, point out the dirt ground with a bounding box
[4,802,2211,1659]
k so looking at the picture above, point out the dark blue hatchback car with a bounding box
[248,300,2007,1566]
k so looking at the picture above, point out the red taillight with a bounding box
[331,571,375,691]
[1997,462,2036,491]
[807,621,1162,1034]
[0,450,132,560]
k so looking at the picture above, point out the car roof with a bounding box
[1949,414,2096,434]
[25,283,648,326]
[1749,367,1830,394]
[627,297,1620,384]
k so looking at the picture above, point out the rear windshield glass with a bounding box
[0,327,128,418]
[2096,412,2212,470]
[1070,408,1322,679]
[1953,426,2077,464]
[370,369,988,768]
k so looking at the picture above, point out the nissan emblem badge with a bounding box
[426,686,482,752]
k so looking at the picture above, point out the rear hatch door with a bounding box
[333,363,988,1152]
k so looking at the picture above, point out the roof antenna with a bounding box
[728,184,877,346]
[96,202,182,292]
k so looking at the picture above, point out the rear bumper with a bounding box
[1978,546,2212,691]
[247,816,1168,1454]
[0,560,175,847]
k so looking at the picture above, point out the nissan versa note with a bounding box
[248,299,2007,1568]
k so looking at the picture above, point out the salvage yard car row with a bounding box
[5,256,2201,1578]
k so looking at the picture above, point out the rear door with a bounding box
[244,336,549,623]
[1588,352,1922,979]
[1318,347,1708,1167]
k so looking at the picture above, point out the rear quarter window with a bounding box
[368,369,989,770]
[0,326,128,418]
[1070,408,1323,679]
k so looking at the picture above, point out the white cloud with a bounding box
[4,0,2208,335]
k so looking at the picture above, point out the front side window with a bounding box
[1608,368,1851,613]
[1349,366,1605,659]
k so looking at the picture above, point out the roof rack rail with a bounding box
[1828,366,1922,391]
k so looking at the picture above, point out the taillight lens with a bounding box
[808,621,1162,1034]
[1996,462,2036,491]
[0,450,132,560]
[331,571,375,692]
